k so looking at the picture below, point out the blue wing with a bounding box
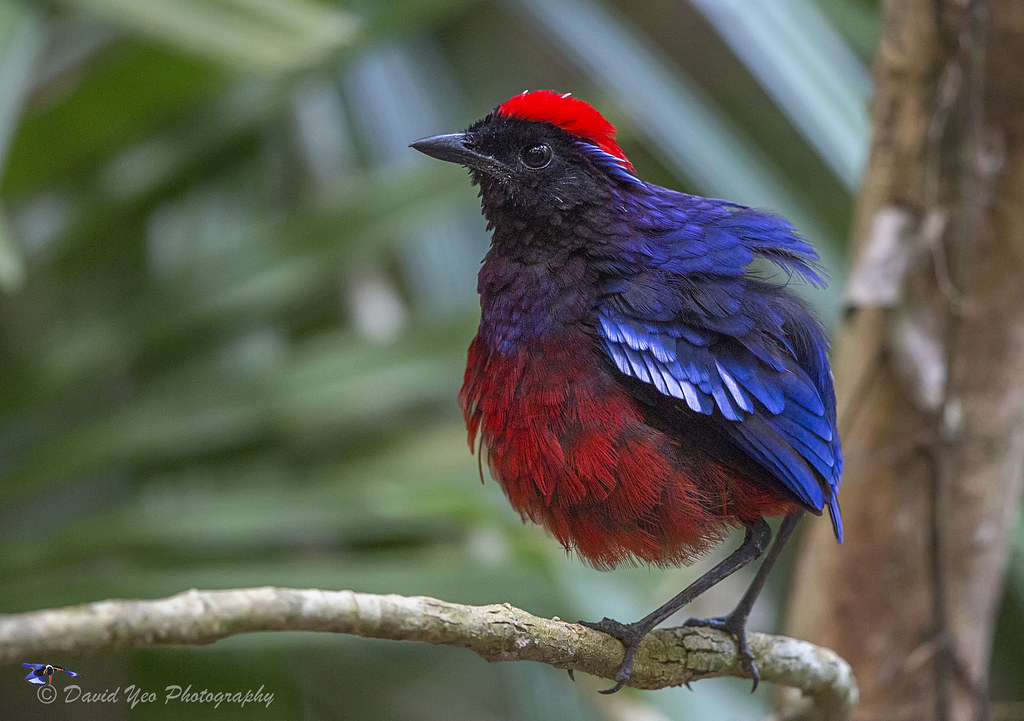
[597,198,843,539]
[23,664,47,685]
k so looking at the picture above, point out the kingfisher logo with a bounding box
[21,663,83,705]
[22,663,81,687]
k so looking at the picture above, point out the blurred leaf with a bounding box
[0,0,44,290]
[811,0,881,60]
[59,0,359,75]
[690,0,870,189]
[1010,515,1024,606]
[0,204,24,290]
[3,41,225,196]
[0,0,42,168]
[4,314,472,494]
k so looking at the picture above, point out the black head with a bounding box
[411,90,640,222]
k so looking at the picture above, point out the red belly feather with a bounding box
[460,334,797,569]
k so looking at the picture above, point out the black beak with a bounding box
[410,132,502,173]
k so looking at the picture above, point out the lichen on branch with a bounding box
[0,587,856,718]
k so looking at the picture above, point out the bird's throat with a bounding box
[476,241,596,356]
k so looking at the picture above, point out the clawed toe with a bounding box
[684,615,759,691]
[579,617,650,693]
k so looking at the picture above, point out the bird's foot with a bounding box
[578,617,651,694]
[683,614,759,691]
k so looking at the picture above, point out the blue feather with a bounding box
[595,187,842,539]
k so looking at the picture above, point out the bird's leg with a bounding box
[580,518,773,694]
[684,510,804,691]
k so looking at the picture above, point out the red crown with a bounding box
[497,90,634,172]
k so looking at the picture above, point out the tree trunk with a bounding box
[783,2,1024,720]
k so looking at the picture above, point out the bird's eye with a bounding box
[521,144,552,169]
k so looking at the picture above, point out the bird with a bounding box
[22,662,81,686]
[410,89,842,693]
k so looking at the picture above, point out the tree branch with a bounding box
[0,587,855,716]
